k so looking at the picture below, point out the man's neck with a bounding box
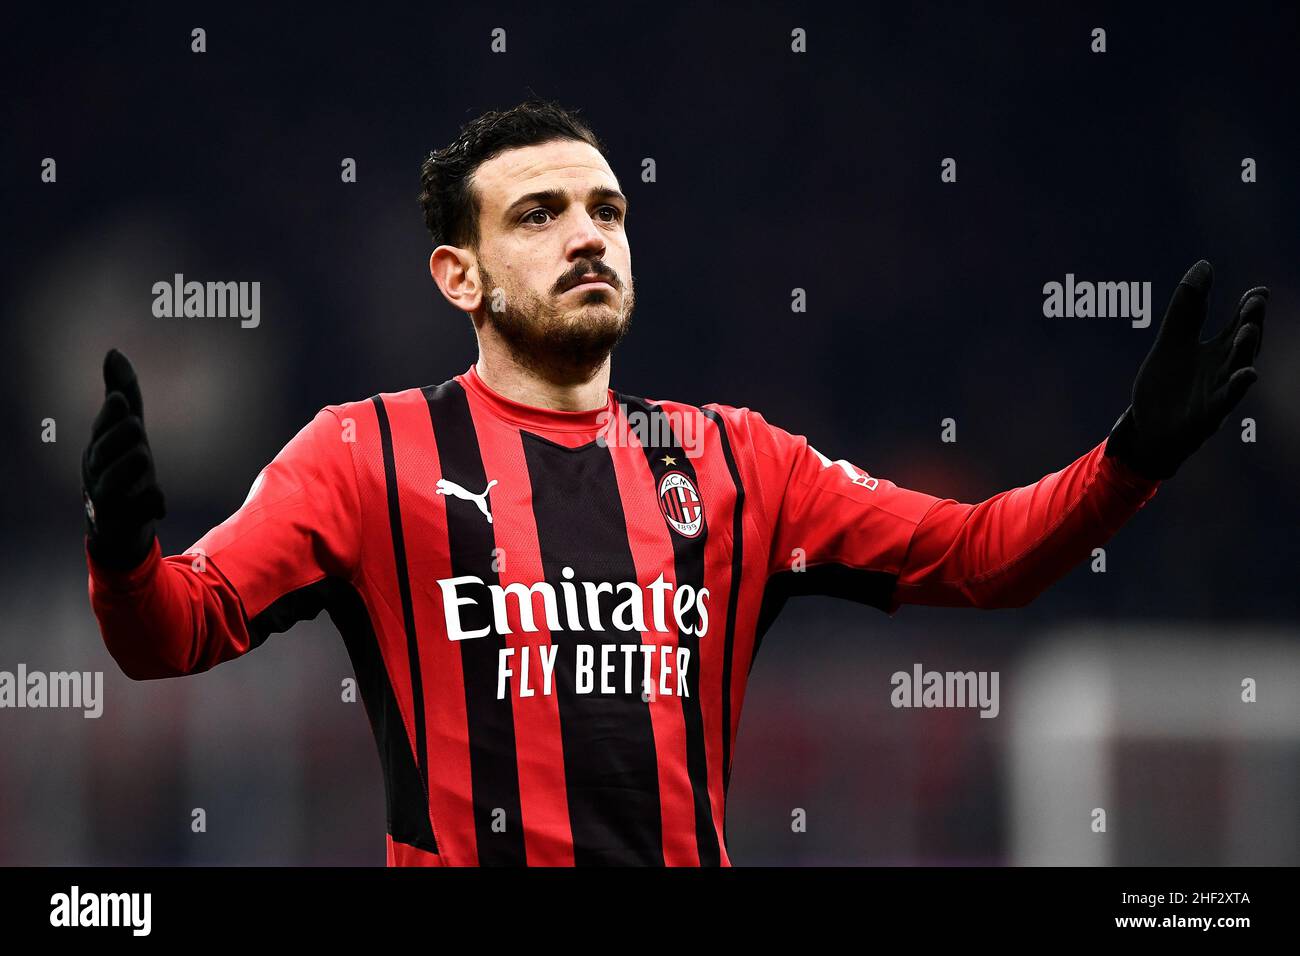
[474,350,612,412]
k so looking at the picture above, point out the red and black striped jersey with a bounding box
[86,363,1161,865]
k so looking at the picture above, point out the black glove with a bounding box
[82,349,167,570]
[1106,260,1268,480]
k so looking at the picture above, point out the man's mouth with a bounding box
[564,272,617,293]
[566,279,615,293]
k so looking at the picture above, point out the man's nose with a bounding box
[567,213,607,257]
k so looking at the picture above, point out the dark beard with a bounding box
[478,265,634,383]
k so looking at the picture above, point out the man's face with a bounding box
[467,139,635,377]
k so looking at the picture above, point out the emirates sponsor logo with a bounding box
[436,568,709,641]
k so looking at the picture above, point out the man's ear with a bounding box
[429,245,482,313]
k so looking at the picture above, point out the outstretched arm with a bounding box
[82,350,360,679]
[891,440,1157,609]
[897,259,1268,608]
[751,260,1268,614]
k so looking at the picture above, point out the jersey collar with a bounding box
[457,363,618,434]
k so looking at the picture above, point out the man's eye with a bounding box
[522,208,553,225]
[597,205,623,222]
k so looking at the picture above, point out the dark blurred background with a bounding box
[2,3,1297,865]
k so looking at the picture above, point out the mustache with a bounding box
[557,262,621,293]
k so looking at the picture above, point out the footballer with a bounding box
[82,99,1269,866]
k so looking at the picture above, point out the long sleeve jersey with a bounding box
[86,363,1160,866]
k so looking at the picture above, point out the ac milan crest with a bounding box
[658,470,704,538]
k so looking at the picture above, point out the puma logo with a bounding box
[436,477,498,524]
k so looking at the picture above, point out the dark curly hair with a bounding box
[418,98,609,250]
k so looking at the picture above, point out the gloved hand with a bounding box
[1106,260,1268,480]
[82,349,167,570]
